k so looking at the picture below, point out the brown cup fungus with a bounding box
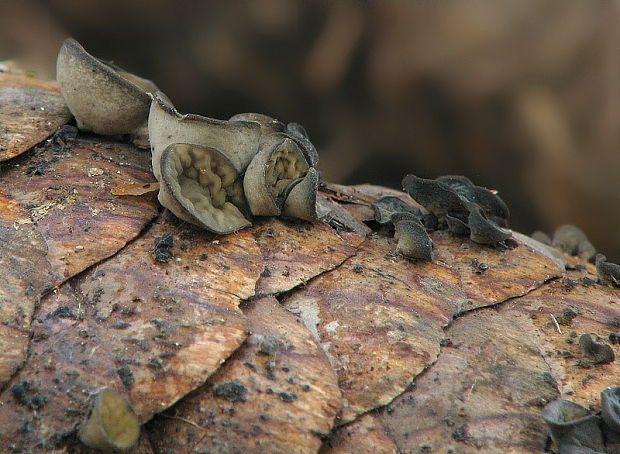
[243,134,310,216]
[282,167,320,221]
[56,38,163,148]
[148,94,262,175]
[78,388,140,452]
[158,143,251,233]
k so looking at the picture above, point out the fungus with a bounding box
[401,174,469,224]
[243,133,310,216]
[541,399,605,453]
[601,387,620,453]
[56,38,163,147]
[157,143,251,234]
[553,225,597,262]
[286,122,319,167]
[394,219,434,261]
[78,388,140,452]
[578,333,615,366]
[445,213,470,236]
[148,93,262,175]
[595,254,620,287]
[467,203,511,246]
[229,112,286,134]
[437,175,510,224]
[390,210,422,225]
[371,196,421,225]
[282,167,320,221]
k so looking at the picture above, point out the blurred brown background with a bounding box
[1,0,619,261]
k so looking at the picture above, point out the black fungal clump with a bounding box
[542,387,620,453]
[153,232,174,263]
[11,380,47,410]
[596,254,620,287]
[578,333,615,366]
[117,365,135,388]
[534,224,597,262]
[213,381,248,402]
[371,173,512,261]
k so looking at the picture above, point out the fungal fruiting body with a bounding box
[56,38,162,147]
[394,219,434,261]
[148,94,263,176]
[578,333,615,365]
[595,254,620,287]
[78,388,140,451]
[158,143,251,233]
[541,399,606,452]
[402,174,469,222]
[552,224,597,262]
[243,133,309,216]
[466,203,511,246]
[372,196,421,225]
[282,167,320,221]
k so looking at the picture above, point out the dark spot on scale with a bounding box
[213,382,247,402]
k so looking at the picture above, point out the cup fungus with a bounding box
[286,122,319,167]
[466,203,511,246]
[243,133,310,216]
[148,93,263,175]
[157,143,251,233]
[229,112,286,134]
[578,333,615,365]
[402,174,469,224]
[78,387,140,452]
[601,387,620,454]
[595,254,620,287]
[282,167,320,221]
[372,196,422,225]
[56,38,163,147]
[541,399,605,453]
[394,219,434,261]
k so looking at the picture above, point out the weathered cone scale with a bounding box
[3,70,620,454]
[56,38,161,146]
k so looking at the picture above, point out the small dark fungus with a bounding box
[402,174,469,222]
[371,196,421,225]
[394,219,434,261]
[579,333,615,365]
[390,210,422,225]
[595,254,620,287]
[78,388,140,451]
[445,213,470,236]
[467,203,511,246]
[541,399,605,453]
[553,225,597,262]
[531,230,552,245]
[213,381,248,402]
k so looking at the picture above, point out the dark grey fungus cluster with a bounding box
[56,38,319,234]
[373,174,512,261]
[543,387,620,454]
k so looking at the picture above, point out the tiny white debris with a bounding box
[324,321,341,332]
[212,240,220,245]
[75,245,84,251]
[88,167,104,177]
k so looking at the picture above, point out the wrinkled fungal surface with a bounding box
[159,143,250,233]
[244,133,310,216]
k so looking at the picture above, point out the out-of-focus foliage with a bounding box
[1,0,619,260]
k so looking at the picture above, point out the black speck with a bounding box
[154,233,174,263]
[301,384,311,391]
[260,267,272,277]
[439,338,453,347]
[47,305,78,320]
[609,333,620,344]
[199,253,209,261]
[117,366,134,388]
[452,425,468,441]
[278,392,297,402]
[213,381,247,402]
[111,321,131,329]
[352,263,363,273]
[11,381,47,410]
